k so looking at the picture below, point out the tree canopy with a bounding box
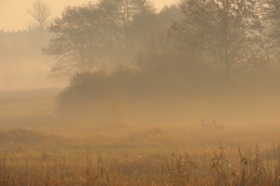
[170,0,261,82]
[43,0,156,77]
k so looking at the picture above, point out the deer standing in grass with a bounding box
[201,119,212,128]
[213,120,224,130]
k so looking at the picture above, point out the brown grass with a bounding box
[0,120,279,185]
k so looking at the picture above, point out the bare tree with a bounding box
[27,0,51,30]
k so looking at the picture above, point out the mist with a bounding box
[1,0,280,185]
[0,30,66,91]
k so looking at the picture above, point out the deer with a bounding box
[201,119,212,128]
[213,120,224,130]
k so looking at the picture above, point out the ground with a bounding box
[0,88,279,185]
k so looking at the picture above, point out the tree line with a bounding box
[42,0,280,118]
[3,0,280,118]
[42,0,280,82]
[43,0,182,77]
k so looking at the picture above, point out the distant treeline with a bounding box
[51,0,280,119]
[1,0,280,119]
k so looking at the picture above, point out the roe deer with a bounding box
[213,120,224,130]
[201,119,212,128]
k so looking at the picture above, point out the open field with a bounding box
[0,120,280,185]
[1,89,280,185]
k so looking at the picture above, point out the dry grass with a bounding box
[0,120,279,185]
[0,90,280,186]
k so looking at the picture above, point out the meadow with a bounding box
[0,89,280,185]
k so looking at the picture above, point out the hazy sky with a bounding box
[0,0,177,31]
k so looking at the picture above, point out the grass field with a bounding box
[1,89,280,185]
[0,120,280,185]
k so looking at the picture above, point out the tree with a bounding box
[156,4,184,31]
[254,0,280,85]
[170,0,261,83]
[262,0,280,58]
[27,0,51,30]
[44,3,104,77]
[44,0,155,78]
[263,0,280,39]
[95,0,156,63]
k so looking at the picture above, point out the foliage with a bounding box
[43,0,156,77]
[261,0,280,74]
[170,0,262,82]
[57,71,109,117]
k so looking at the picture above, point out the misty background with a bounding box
[1,0,280,123]
[0,0,175,90]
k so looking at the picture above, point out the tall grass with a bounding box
[0,145,279,185]
[0,121,279,185]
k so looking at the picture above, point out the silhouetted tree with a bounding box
[156,5,184,31]
[263,0,280,39]
[44,0,155,78]
[170,0,261,83]
[247,0,280,85]
[95,0,156,65]
[27,0,51,30]
[262,0,280,58]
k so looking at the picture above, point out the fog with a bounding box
[0,30,65,90]
[0,0,177,31]
[0,0,279,121]
[1,1,280,185]
[1,0,280,122]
